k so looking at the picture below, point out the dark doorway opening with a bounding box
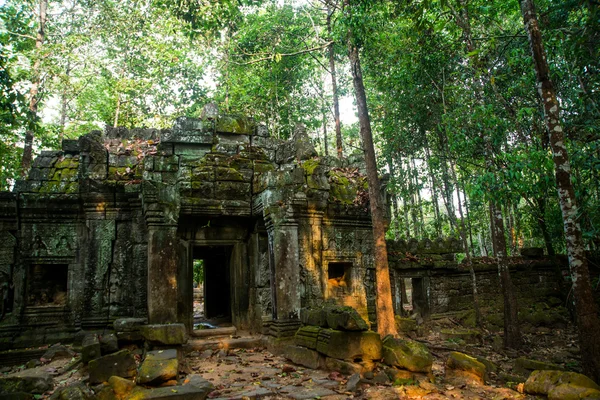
[27,264,68,307]
[192,246,232,329]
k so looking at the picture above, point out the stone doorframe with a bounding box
[178,239,250,333]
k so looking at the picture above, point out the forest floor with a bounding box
[1,316,581,399]
[179,317,580,399]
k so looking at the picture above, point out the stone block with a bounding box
[49,382,92,399]
[216,115,255,135]
[88,349,137,384]
[215,167,244,182]
[316,329,382,362]
[284,345,323,370]
[440,329,481,344]
[82,334,102,364]
[185,374,214,394]
[525,370,600,399]
[99,333,119,355]
[513,357,562,377]
[41,344,76,362]
[141,324,187,345]
[294,326,320,349]
[326,306,369,331]
[300,307,328,327]
[445,352,486,385]
[0,370,53,395]
[113,318,147,332]
[324,358,362,375]
[62,139,79,153]
[382,337,433,373]
[138,349,179,385]
[214,181,250,201]
[108,376,136,398]
[395,316,417,333]
[520,247,544,258]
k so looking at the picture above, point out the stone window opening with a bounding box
[27,264,68,307]
[328,262,352,289]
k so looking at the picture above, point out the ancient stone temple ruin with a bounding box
[0,107,566,350]
[0,108,383,348]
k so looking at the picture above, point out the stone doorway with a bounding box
[192,246,233,330]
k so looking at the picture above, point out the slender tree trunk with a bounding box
[347,28,397,337]
[453,163,482,327]
[322,110,328,156]
[490,201,522,348]
[327,6,343,158]
[21,0,48,177]
[425,144,442,236]
[113,94,121,128]
[412,158,425,234]
[521,0,600,380]
[387,157,401,240]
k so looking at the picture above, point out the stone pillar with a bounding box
[270,222,300,320]
[147,225,179,324]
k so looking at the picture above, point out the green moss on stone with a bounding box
[301,158,320,175]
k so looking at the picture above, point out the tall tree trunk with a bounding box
[387,157,401,240]
[327,6,343,158]
[21,0,48,177]
[322,110,329,156]
[453,163,482,327]
[424,144,442,236]
[490,201,522,348]
[521,0,600,381]
[347,28,397,337]
[113,93,121,128]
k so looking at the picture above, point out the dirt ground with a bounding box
[2,316,582,399]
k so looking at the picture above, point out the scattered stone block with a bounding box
[89,349,137,384]
[185,374,214,394]
[326,306,369,331]
[524,370,600,399]
[138,349,179,386]
[141,324,187,346]
[49,382,92,399]
[284,345,323,370]
[395,316,417,333]
[114,318,147,332]
[548,383,600,400]
[316,329,381,361]
[440,329,481,344]
[0,370,53,395]
[445,352,486,385]
[324,358,362,375]
[382,337,433,373]
[513,357,562,377]
[108,376,136,398]
[99,333,119,355]
[346,373,361,391]
[82,334,102,364]
[42,344,76,362]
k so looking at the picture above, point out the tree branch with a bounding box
[230,41,333,65]
[6,31,37,40]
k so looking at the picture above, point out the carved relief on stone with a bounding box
[24,225,77,258]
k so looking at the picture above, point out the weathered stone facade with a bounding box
[0,107,379,349]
